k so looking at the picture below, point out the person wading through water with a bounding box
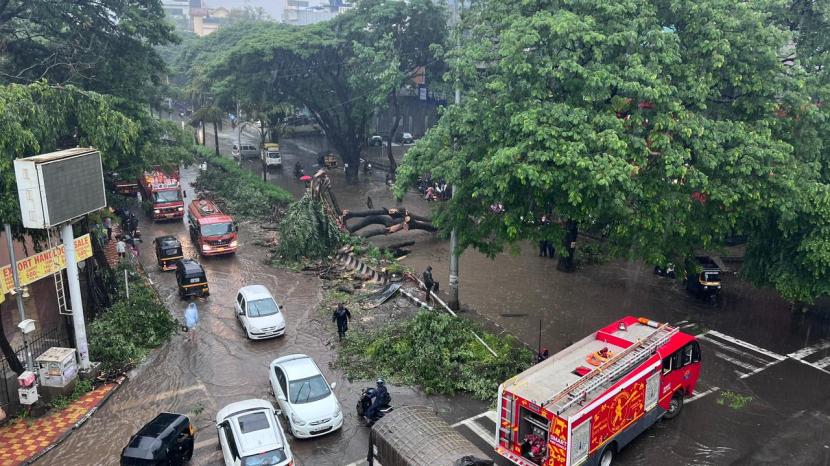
[332,302,352,341]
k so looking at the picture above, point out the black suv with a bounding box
[121,413,195,465]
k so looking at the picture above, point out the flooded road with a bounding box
[38,165,487,466]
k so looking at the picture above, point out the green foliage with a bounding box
[397,0,830,302]
[717,391,753,410]
[195,147,292,219]
[576,242,611,266]
[336,311,532,400]
[89,263,178,373]
[276,195,345,261]
[50,379,94,411]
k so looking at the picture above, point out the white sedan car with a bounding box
[216,399,293,466]
[269,354,343,438]
[235,285,286,340]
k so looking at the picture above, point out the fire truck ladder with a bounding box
[547,323,678,415]
[47,228,72,316]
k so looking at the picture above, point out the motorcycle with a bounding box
[361,158,373,175]
[356,387,393,425]
[294,162,305,179]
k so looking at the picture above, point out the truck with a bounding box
[139,168,184,221]
[495,317,701,466]
[262,143,282,169]
[187,198,238,256]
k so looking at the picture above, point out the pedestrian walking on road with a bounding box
[184,302,200,341]
[422,266,435,303]
[539,240,549,257]
[103,216,112,242]
[332,303,352,341]
[116,237,126,259]
[366,196,374,210]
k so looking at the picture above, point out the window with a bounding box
[288,375,331,404]
[237,412,270,434]
[236,294,244,306]
[242,449,287,466]
[154,190,182,203]
[221,424,239,459]
[247,298,279,317]
[275,368,287,395]
[201,222,234,237]
[662,351,682,374]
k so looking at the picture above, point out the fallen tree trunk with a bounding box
[343,207,431,223]
[347,215,397,233]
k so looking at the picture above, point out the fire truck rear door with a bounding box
[645,371,660,410]
[570,419,590,465]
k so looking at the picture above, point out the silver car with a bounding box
[232,143,259,160]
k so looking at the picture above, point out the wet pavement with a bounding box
[41,122,830,466]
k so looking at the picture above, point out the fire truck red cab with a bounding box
[187,199,238,256]
[139,168,184,221]
[496,317,701,466]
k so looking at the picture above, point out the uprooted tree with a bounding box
[343,208,436,238]
[276,194,345,262]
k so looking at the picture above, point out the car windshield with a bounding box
[241,449,287,466]
[247,298,279,317]
[704,272,721,282]
[268,152,280,158]
[237,412,270,434]
[154,190,181,203]
[201,222,234,237]
[288,374,330,404]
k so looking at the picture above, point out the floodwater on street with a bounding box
[37,165,486,466]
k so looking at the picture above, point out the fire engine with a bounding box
[139,168,184,221]
[496,317,701,466]
[187,199,238,256]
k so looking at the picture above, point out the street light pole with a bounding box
[448,0,464,311]
[4,224,34,372]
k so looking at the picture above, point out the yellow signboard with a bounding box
[1,234,93,294]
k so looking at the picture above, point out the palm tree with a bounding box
[191,106,223,156]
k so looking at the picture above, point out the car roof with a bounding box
[272,354,320,381]
[216,400,283,456]
[155,236,180,248]
[178,259,204,274]
[122,413,189,460]
[239,285,274,301]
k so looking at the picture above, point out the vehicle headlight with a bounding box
[334,406,341,418]
[249,326,261,334]
[202,245,212,251]
[230,240,238,248]
[177,207,184,211]
[291,413,306,426]
[153,209,160,214]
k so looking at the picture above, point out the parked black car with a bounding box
[120,412,195,465]
[175,259,209,300]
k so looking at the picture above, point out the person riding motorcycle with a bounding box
[294,161,304,179]
[365,378,391,424]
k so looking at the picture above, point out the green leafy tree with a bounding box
[0,0,177,103]
[397,0,829,301]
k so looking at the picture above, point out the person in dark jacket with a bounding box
[366,378,390,424]
[332,303,352,341]
[422,266,435,303]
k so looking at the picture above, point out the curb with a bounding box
[22,376,127,466]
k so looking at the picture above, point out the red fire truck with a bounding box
[187,199,238,256]
[139,168,184,221]
[495,317,701,466]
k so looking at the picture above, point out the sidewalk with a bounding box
[0,383,119,466]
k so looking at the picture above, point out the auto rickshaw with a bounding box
[175,259,209,300]
[685,256,721,300]
[324,152,338,169]
[153,235,183,271]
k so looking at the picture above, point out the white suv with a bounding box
[269,354,343,438]
[216,399,293,466]
[235,285,286,340]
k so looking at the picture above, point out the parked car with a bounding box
[369,135,383,146]
[401,132,414,144]
[216,399,293,466]
[235,285,286,340]
[232,143,259,161]
[269,354,343,438]
[120,412,195,465]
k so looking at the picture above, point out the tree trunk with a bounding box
[386,89,401,178]
[558,220,579,272]
[343,147,361,184]
[213,120,220,156]
[0,316,24,375]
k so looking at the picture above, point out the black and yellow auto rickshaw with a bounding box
[153,235,183,271]
[175,259,209,300]
[685,256,722,300]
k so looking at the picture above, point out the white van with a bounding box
[232,143,259,161]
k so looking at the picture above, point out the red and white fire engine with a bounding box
[496,317,701,466]
[139,168,184,221]
[187,199,238,256]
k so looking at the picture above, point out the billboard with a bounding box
[14,148,106,229]
[1,234,93,292]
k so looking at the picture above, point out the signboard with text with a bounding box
[1,234,93,294]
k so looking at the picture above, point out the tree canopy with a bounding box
[397,0,830,302]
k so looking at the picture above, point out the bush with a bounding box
[195,146,292,219]
[276,194,345,261]
[89,263,178,373]
[336,311,532,400]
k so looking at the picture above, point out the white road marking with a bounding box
[697,335,775,366]
[792,358,830,375]
[706,330,786,361]
[787,340,830,360]
[688,386,719,403]
[812,354,830,369]
[739,359,784,379]
[451,410,494,428]
[711,350,760,373]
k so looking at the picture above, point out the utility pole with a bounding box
[4,224,34,372]
[61,224,90,371]
[448,0,464,311]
